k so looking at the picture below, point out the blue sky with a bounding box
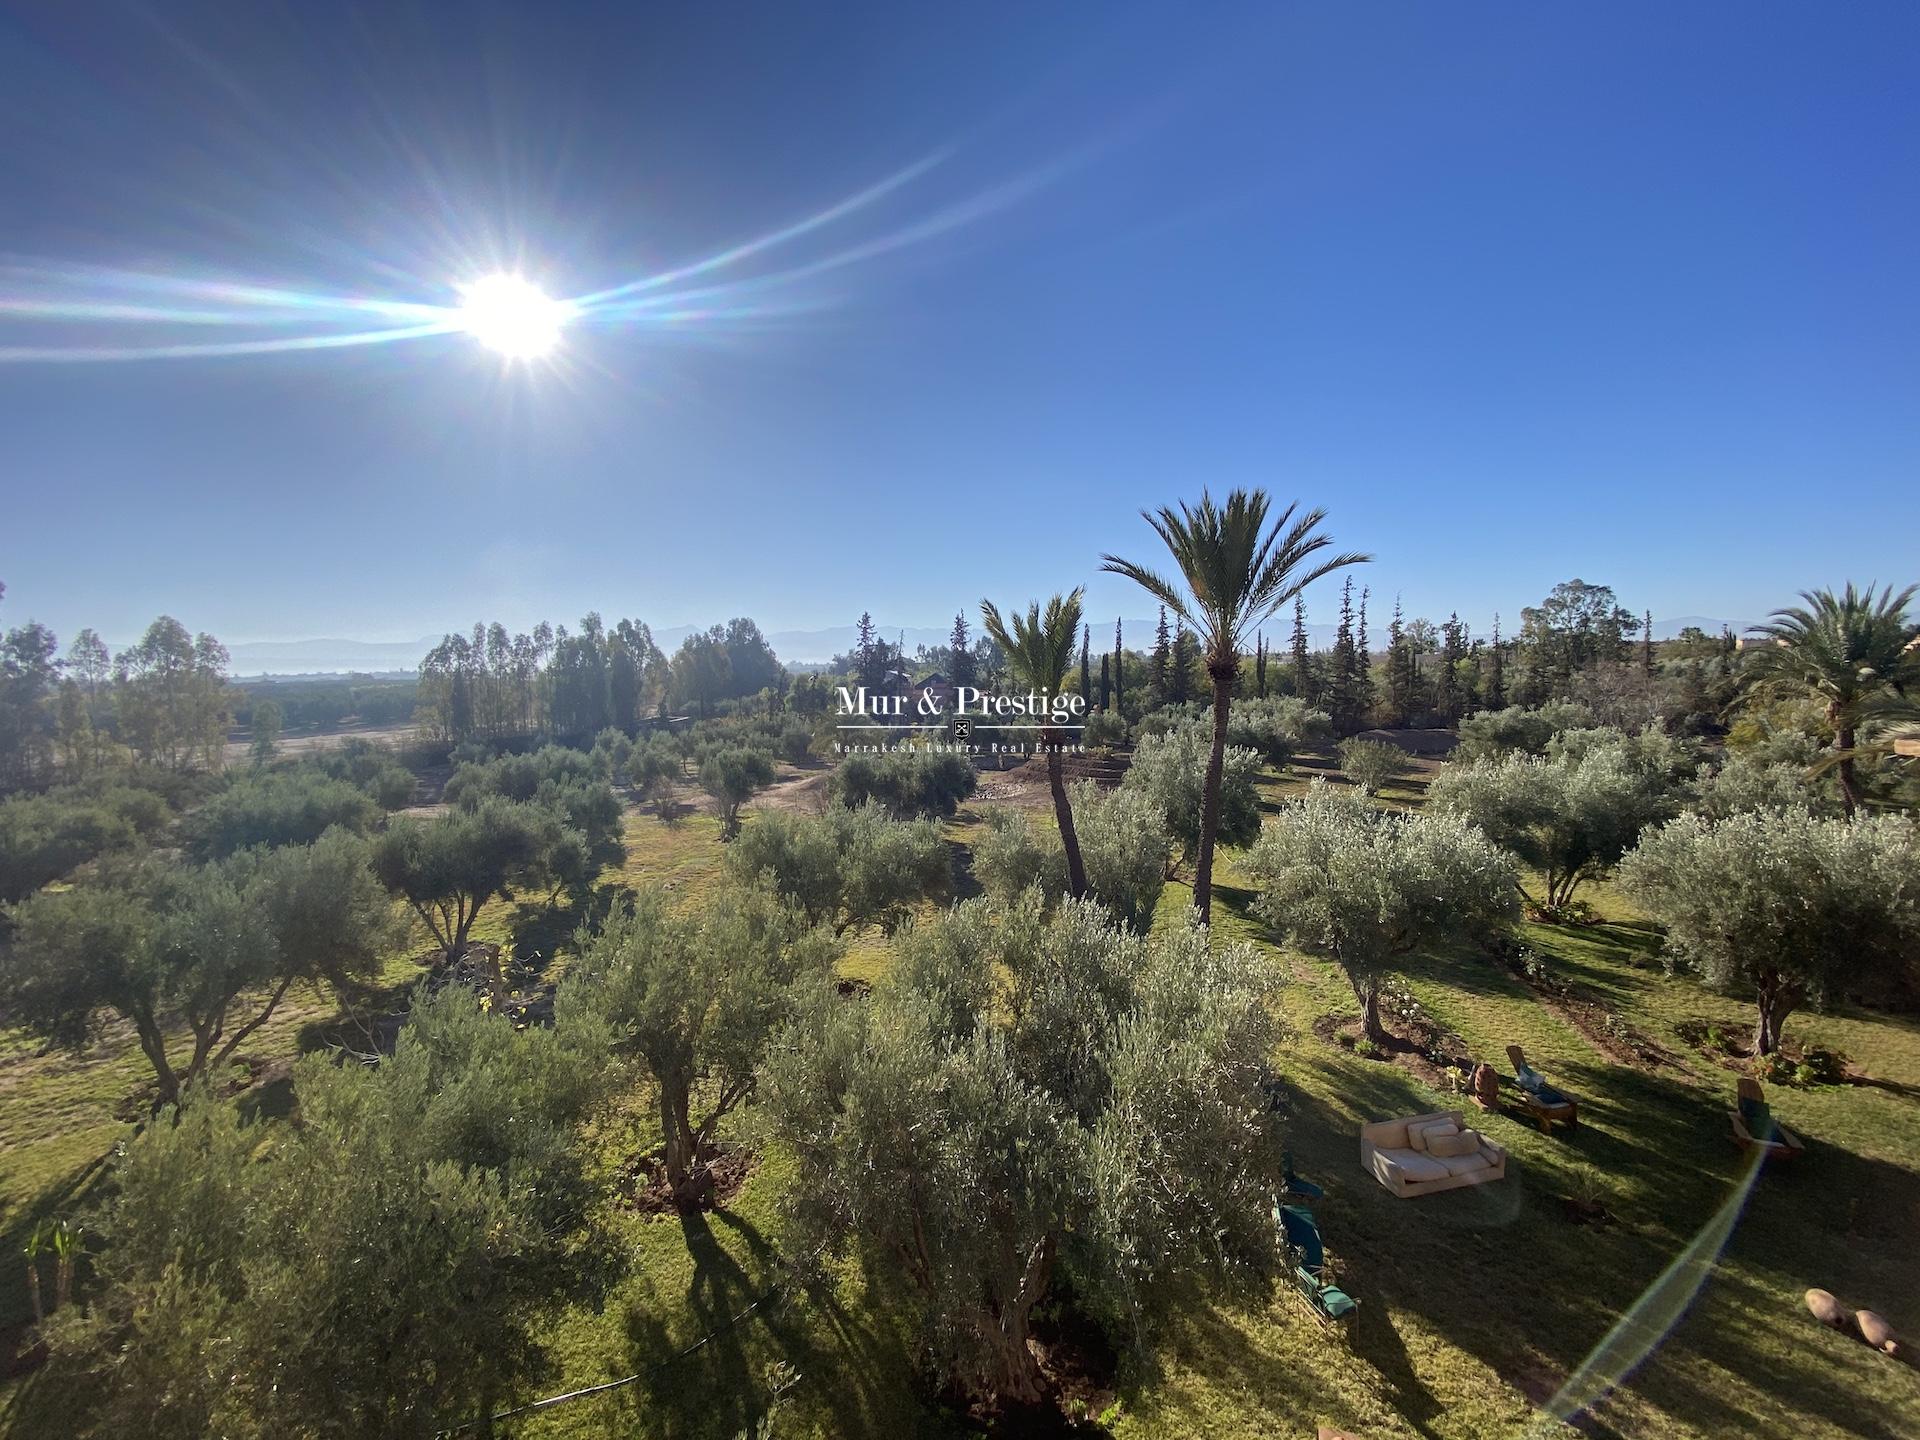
[1,2,1915,651]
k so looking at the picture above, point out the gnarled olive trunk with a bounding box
[1753,976,1802,1057]
[975,1236,1054,1405]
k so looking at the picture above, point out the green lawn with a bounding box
[4,781,1917,1439]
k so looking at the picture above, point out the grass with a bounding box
[5,775,1919,1439]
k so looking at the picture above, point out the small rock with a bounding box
[1856,1310,1899,1355]
[1805,1289,1847,1329]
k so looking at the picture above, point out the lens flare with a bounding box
[454,274,571,359]
[0,142,1096,366]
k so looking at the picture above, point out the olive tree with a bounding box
[1427,743,1679,912]
[1337,737,1407,796]
[1618,810,1920,1054]
[569,883,837,1205]
[1,829,397,1104]
[758,895,1283,1405]
[700,745,775,838]
[972,782,1170,931]
[1454,701,1595,761]
[1123,724,1262,861]
[44,985,610,1438]
[370,796,562,958]
[724,801,949,934]
[1689,746,1843,821]
[191,769,380,857]
[1247,784,1517,1044]
[829,748,977,819]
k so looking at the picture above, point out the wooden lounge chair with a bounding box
[1273,1200,1357,1324]
[1731,1076,1804,1161]
[1506,1045,1578,1131]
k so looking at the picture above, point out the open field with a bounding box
[5,746,1914,1439]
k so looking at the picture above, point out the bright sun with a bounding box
[455,273,571,359]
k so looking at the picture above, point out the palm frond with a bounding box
[980,588,1085,692]
[1103,487,1369,663]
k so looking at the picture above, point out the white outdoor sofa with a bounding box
[1360,1109,1508,1198]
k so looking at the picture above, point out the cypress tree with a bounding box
[1113,619,1124,713]
[1151,606,1171,701]
[1642,610,1655,675]
[949,611,975,688]
[1099,654,1111,711]
[1290,595,1314,704]
[1170,624,1195,704]
[1080,624,1091,702]
[1486,614,1507,709]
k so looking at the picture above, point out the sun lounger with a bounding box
[1732,1076,1803,1161]
[1274,1200,1357,1323]
[1506,1044,1578,1130]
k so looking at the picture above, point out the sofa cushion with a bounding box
[1428,1128,1481,1158]
[1381,1149,1450,1184]
[1436,1150,1491,1177]
[1367,1120,1410,1150]
[1408,1120,1458,1153]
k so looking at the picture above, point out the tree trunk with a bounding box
[1047,743,1088,900]
[133,1015,180,1107]
[1753,982,1797,1056]
[980,1237,1053,1405]
[1835,725,1861,818]
[1193,666,1234,925]
[660,1077,710,1206]
[1356,976,1386,1045]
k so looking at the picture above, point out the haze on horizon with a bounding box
[3,2,1915,650]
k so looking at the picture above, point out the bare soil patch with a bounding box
[1311,1012,1467,1092]
[617,1142,756,1217]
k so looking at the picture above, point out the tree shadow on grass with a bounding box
[614,1208,933,1440]
[0,1151,114,1328]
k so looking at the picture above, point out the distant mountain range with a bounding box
[220,615,1762,677]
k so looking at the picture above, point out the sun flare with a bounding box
[455,273,571,359]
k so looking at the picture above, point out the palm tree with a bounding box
[1103,492,1368,923]
[1739,583,1918,816]
[981,590,1090,899]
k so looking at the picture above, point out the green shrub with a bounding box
[1123,727,1262,858]
[1337,737,1407,796]
[830,748,976,818]
[972,783,1170,933]
[726,802,950,933]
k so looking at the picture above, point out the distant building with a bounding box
[911,672,953,711]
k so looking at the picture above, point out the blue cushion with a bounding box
[1318,1286,1357,1319]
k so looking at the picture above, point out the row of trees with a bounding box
[416,613,793,742]
[1,587,236,793]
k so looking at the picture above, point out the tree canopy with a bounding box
[1618,810,1920,1054]
[758,895,1284,1403]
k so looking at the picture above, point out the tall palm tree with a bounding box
[981,590,1090,899]
[1740,583,1919,816]
[1103,492,1368,923]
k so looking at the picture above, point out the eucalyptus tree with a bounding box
[981,589,1091,897]
[1103,491,1368,922]
[1737,583,1918,815]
